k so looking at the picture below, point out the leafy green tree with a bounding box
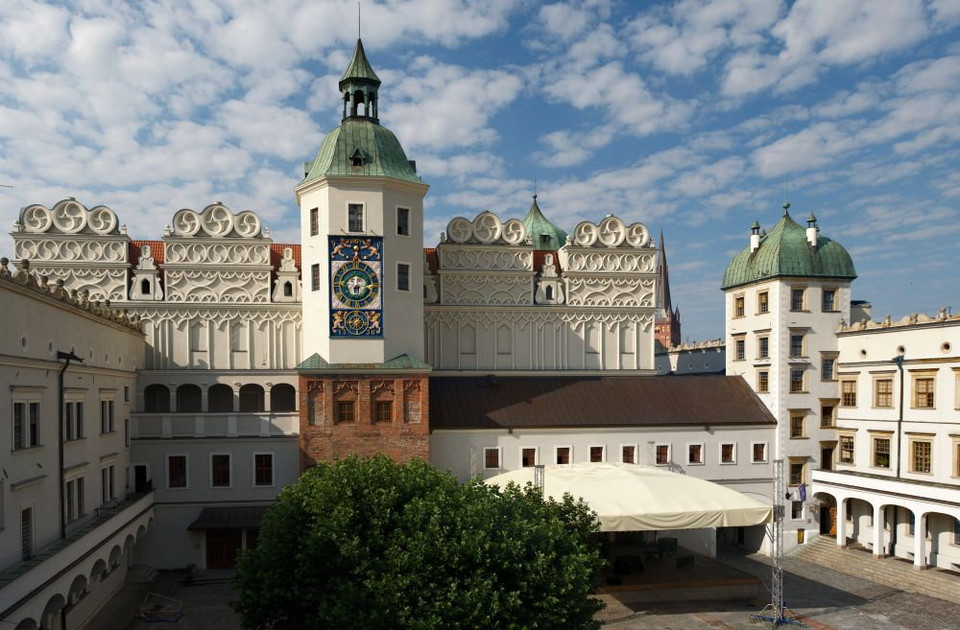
[233,455,604,630]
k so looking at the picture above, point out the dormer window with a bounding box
[540,234,551,246]
[350,148,366,168]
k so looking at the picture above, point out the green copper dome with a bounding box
[302,119,421,184]
[721,212,857,290]
[522,195,568,250]
[340,38,380,86]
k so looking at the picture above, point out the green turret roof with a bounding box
[302,119,421,184]
[522,195,568,250]
[340,39,380,86]
[721,212,857,290]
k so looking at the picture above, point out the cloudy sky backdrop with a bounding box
[1,0,958,340]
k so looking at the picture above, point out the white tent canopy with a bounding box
[485,462,772,532]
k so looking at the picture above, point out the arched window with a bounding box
[176,384,202,413]
[239,384,265,413]
[283,281,293,297]
[545,286,554,300]
[271,384,296,412]
[141,279,150,295]
[144,384,170,413]
[208,384,234,413]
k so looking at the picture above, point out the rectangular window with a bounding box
[336,401,356,424]
[839,435,854,464]
[758,336,769,359]
[655,444,671,465]
[555,446,571,465]
[911,440,932,474]
[752,442,767,463]
[621,445,636,464]
[821,404,835,428]
[734,295,745,318]
[790,368,805,393]
[13,401,41,450]
[347,203,364,232]
[76,402,84,439]
[735,338,745,361]
[789,461,805,486]
[309,207,319,236]
[758,371,769,393]
[124,418,130,448]
[64,402,74,441]
[589,446,605,463]
[101,466,115,503]
[21,507,32,561]
[65,479,75,522]
[757,291,769,314]
[790,288,805,311]
[821,355,837,381]
[211,454,231,488]
[483,447,502,470]
[791,501,804,520]
[874,378,893,408]
[374,400,393,424]
[822,289,836,311]
[913,377,935,408]
[790,334,804,358]
[687,443,703,465]
[841,380,857,407]
[311,263,320,292]
[167,455,187,489]
[790,413,805,438]
[721,443,736,464]
[521,447,538,467]
[100,400,115,434]
[397,207,410,236]
[77,477,84,517]
[397,263,410,291]
[254,453,274,487]
[873,437,891,469]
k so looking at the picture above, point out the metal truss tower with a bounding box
[753,459,803,627]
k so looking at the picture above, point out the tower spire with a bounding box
[339,38,381,122]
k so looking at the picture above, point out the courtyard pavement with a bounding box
[89,548,960,629]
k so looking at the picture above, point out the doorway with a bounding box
[206,530,243,569]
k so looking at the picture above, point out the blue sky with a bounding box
[1,0,957,341]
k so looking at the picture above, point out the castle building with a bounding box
[0,39,787,628]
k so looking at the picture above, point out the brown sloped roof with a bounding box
[424,248,439,273]
[429,375,775,430]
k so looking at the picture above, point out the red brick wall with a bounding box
[298,374,430,471]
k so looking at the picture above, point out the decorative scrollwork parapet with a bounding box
[163,241,271,266]
[126,304,301,323]
[163,270,271,303]
[437,245,533,271]
[14,237,128,265]
[17,199,121,236]
[171,204,263,239]
[558,249,657,274]
[444,211,528,246]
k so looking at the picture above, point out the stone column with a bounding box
[873,503,885,558]
[835,498,847,548]
[913,512,927,570]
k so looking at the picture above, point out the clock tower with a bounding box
[295,39,431,467]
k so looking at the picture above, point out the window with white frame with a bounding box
[347,203,364,232]
[311,263,320,292]
[101,465,115,503]
[841,379,857,407]
[211,454,231,487]
[554,446,572,465]
[839,434,854,464]
[734,336,745,361]
[752,442,768,463]
[167,455,187,489]
[655,443,671,466]
[100,398,115,434]
[912,374,936,409]
[588,445,605,463]
[620,444,637,464]
[64,475,85,522]
[791,501,804,520]
[12,398,41,450]
[910,438,932,474]
[254,453,274,487]
[64,399,84,441]
[873,436,891,469]
[397,263,411,291]
[687,443,703,465]
[720,442,736,464]
[397,207,410,236]
[483,447,502,470]
[520,447,538,467]
[874,377,894,408]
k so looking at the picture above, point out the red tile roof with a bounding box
[533,249,561,273]
[270,243,301,270]
[424,248,439,273]
[129,240,165,267]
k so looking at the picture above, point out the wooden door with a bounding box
[206,530,242,569]
[829,507,837,535]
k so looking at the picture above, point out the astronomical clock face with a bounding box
[333,261,380,308]
[329,236,383,338]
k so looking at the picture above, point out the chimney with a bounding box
[750,220,761,253]
[806,213,818,247]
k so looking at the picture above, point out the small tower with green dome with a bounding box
[722,201,857,552]
[522,194,567,250]
[296,39,432,468]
